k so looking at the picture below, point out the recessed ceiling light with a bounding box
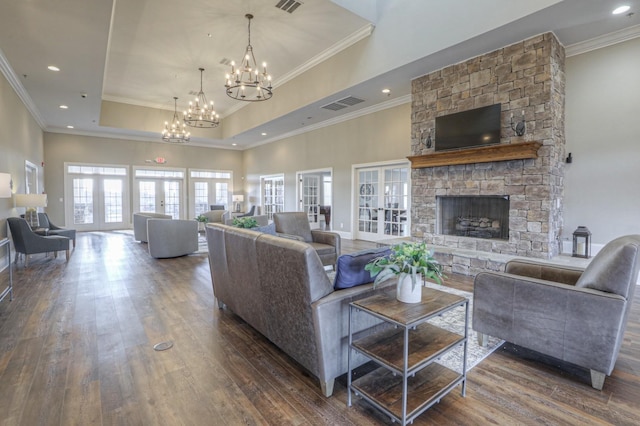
[612,5,630,14]
[47,65,60,71]
[59,105,68,109]
[382,88,391,94]
[261,132,267,136]
[66,125,74,129]
[232,143,237,146]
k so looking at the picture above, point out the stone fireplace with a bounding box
[438,195,510,240]
[410,33,566,260]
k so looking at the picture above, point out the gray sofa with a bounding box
[473,235,640,390]
[205,223,393,397]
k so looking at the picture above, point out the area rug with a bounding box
[422,281,504,374]
[326,271,503,374]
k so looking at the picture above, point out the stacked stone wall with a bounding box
[411,33,566,258]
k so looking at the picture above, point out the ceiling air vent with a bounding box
[321,96,366,112]
[336,96,365,106]
[275,0,302,13]
[321,102,348,111]
[219,57,232,66]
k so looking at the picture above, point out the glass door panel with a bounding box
[73,178,95,226]
[355,165,410,241]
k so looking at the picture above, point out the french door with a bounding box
[355,164,410,241]
[188,170,232,219]
[300,175,320,228]
[65,164,129,231]
[133,167,185,219]
[262,175,284,221]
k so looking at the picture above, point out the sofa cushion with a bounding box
[333,247,391,290]
[575,235,640,298]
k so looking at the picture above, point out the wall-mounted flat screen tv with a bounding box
[435,104,501,151]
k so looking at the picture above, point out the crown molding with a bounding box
[44,127,238,150]
[0,48,47,129]
[565,24,640,57]
[223,23,375,118]
[247,93,411,149]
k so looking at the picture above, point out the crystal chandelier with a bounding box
[162,97,191,143]
[225,14,273,102]
[184,68,220,128]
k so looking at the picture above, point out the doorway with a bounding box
[133,167,186,219]
[64,163,129,231]
[297,168,332,230]
[353,162,410,241]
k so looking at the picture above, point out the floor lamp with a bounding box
[14,193,48,228]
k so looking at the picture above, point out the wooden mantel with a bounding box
[407,141,542,169]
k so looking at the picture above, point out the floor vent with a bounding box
[275,0,302,13]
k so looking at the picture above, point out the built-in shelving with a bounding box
[407,141,542,169]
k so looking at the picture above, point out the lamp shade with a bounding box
[232,195,244,203]
[0,173,11,198]
[14,193,48,208]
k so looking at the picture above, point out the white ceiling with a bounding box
[1,0,639,149]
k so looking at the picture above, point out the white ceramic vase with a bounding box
[396,274,423,303]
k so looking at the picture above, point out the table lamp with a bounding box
[14,193,48,228]
[232,195,244,213]
[0,173,11,198]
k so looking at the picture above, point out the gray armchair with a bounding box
[147,219,198,258]
[37,212,76,248]
[201,210,228,224]
[133,212,172,242]
[7,217,71,267]
[273,212,340,268]
[473,235,640,390]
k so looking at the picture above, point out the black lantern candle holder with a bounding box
[572,226,592,258]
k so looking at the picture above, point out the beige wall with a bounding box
[243,102,411,233]
[564,37,640,244]
[0,72,44,240]
[43,133,243,224]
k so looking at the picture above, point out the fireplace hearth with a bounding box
[437,196,509,240]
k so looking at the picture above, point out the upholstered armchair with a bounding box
[7,217,71,267]
[201,210,228,224]
[236,205,256,217]
[273,212,340,268]
[146,219,198,258]
[473,235,640,390]
[133,212,172,242]
[37,212,77,248]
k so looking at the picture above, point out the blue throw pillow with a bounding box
[252,223,276,235]
[334,247,391,290]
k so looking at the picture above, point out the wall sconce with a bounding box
[572,226,592,258]
[566,152,573,163]
[0,173,12,198]
[420,128,432,149]
[232,195,244,213]
[510,110,526,136]
[14,193,48,228]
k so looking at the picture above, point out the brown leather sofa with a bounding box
[473,235,640,389]
[205,223,393,397]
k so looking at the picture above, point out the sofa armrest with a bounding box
[311,230,341,253]
[311,280,395,390]
[505,259,584,285]
[473,271,627,374]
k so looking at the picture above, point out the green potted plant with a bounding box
[232,217,258,229]
[365,242,444,303]
[195,214,209,232]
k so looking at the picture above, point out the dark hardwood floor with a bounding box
[0,231,638,425]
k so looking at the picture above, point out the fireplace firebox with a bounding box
[437,196,509,240]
